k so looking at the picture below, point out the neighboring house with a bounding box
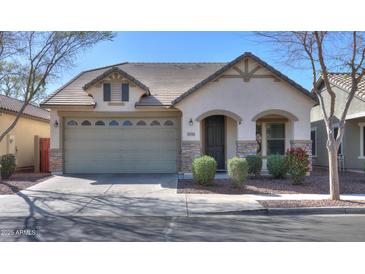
[0,95,50,170]
[311,73,365,171]
[41,52,317,174]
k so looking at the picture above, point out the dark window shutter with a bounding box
[311,130,316,155]
[103,83,111,101]
[122,83,129,101]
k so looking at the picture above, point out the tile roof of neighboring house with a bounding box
[326,73,365,101]
[41,52,316,107]
[0,95,50,121]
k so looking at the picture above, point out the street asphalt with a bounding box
[1,214,365,242]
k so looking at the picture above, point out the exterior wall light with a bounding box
[189,118,193,126]
[54,120,59,128]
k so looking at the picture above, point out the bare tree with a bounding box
[0,31,113,143]
[257,31,365,200]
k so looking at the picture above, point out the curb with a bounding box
[191,207,365,216]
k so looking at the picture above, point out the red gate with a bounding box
[40,138,50,173]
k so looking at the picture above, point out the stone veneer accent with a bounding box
[181,141,201,172]
[50,148,63,174]
[236,140,258,158]
[290,140,312,171]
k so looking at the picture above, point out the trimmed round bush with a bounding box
[246,155,262,176]
[286,148,310,185]
[267,154,288,179]
[0,154,16,179]
[228,157,248,187]
[192,155,216,185]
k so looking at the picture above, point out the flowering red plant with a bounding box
[285,147,310,185]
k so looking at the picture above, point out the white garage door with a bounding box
[64,117,178,173]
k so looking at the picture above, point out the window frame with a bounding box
[311,127,317,157]
[266,123,286,155]
[359,122,365,159]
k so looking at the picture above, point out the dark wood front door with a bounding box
[205,115,225,169]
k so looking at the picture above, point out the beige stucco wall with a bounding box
[226,116,237,160]
[0,112,50,168]
[176,58,314,143]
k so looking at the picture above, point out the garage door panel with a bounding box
[65,128,178,140]
[65,160,177,173]
[64,140,177,151]
[64,117,178,173]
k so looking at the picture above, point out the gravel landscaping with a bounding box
[177,168,365,195]
[0,172,52,195]
[259,199,365,208]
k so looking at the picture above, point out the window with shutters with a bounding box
[121,83,129,101]
[103,83,111,101]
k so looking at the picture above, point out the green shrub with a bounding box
[0,154,16,179]
[228,157,248,187]
[246,155,262,176]
[267,154,288,179]
[286,148,310,185]
[192,155,216,185]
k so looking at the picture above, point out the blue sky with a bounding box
[49,32,313,93]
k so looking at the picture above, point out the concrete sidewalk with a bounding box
[1,174,365,217]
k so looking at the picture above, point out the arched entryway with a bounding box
[252,109,297,167]
[197,110,242,170]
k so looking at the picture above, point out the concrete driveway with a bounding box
[0,174,262,218]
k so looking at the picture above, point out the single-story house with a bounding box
[311,73,365,171]
[41,52,317,174]
[0,95,50,170]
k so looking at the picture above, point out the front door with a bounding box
[205,115,225,169]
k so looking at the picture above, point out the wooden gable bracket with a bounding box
[219,58,281,82]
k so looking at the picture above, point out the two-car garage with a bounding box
[63,117,179,173]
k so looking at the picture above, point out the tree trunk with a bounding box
[327,144,340,200]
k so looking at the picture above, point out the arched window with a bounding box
[67,120,78,126]
[123,120,133,126]
[164,120,174,126]
[81,120,91,126]
[95,120,105,126]
[136,120,147,126]
[150,120,161,126]
[109,120,119,126]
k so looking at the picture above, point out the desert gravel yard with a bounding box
[178,168,365,195]
[259,199,365,208]
[0,172,52,195]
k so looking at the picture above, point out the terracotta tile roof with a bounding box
[327,73,365,100]
[0,95,50,121]
[41,52,316,107]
